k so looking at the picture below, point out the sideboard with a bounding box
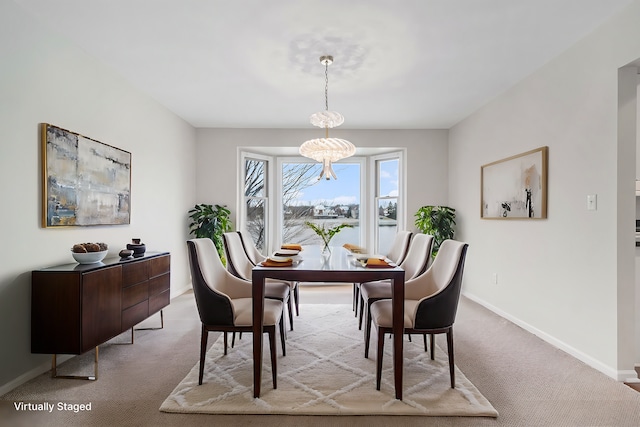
[31,252,170,378]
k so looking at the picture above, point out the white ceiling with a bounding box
[13,0,633,129]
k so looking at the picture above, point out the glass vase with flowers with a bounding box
[305,221,353,254]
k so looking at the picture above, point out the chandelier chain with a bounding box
[325,61,330,112]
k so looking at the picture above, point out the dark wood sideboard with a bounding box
[31,252,170,358]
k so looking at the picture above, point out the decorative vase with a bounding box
[126,239,146,257]
[322,241,332,255]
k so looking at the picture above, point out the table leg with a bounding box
[392,272,405,400]
[252,272,265,398]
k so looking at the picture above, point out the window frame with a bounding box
[369,151,405,254]
[238,149,405,255]
[239,151,274,255]
[276,156,367,251]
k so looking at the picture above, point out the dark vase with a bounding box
[126,242,146,257]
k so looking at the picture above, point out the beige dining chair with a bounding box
[353,230,413,315]
[186,238,284,388]
[238,231,301,319]
[359,233,434,357]
[369,239,469,390]
[223,232,293,337]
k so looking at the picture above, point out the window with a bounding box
[240,149,403,254]
[373,153,403,255]
[277,159,363,247]
[243,156,269,253]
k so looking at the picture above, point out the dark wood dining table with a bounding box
[251,245,406,399]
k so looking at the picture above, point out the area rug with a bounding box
[160,304,498,417]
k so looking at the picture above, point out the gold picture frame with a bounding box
[41,123,131,227]
[481,146,548,219]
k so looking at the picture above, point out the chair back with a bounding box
[386,230,412,264]
[399,234,434,280]
[186,238,235,326]
[223,232,254,280]
[411,240,468,330]
[238,231,266,265]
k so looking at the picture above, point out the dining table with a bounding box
[251,245,406,399]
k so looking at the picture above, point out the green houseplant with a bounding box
[188,204,232,262]
[414,205,456,256]
[305,221,352,253]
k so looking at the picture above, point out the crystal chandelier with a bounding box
[299,55,355,180]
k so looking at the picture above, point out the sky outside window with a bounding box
[285,163,361,206]
[379,159,399,197]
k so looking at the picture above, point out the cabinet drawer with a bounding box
[122,262,148,287]
[122,282,149,310]
[149,255,170,278]
[149,289,170,315]
[122,300,149,330]
[149,273,170,296]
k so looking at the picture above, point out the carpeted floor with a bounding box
[2,283,640,426]
[160,304,497,417]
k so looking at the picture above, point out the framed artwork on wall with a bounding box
[481,146,548,219]
[41,123,131,227]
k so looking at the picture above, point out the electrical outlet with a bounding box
[492,273,498,285]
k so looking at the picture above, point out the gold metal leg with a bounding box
[51,347,98,380]
[112,327,134,345]
[135,309,164,330]
[116,310,164,345]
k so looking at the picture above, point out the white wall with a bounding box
[195,128,449,237]
[449,1,640,380]
[0,2,197,392]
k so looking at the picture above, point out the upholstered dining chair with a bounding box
[223,232,293,336]
[186,238,284,388]
[352,230,413,314]
[369,239,468,390]
[359,233,434,356]
[237,231,301,319]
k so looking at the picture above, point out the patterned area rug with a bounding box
[160,304,498,417]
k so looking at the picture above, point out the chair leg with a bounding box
[230,332,235,349]
[423,333,428,352]
[279,315,286,357]
[352,283,357,311]
[358,295,365,329]
[288,294,294,331]
[376,327,385,390]
[294,283,300,316]
[224,332,229,355]
[447,328,455,388]
[430,334,435,360]
[268,326,278,389]
[199,325,208,385]
[354,284,360,317]
[364,301,372,358]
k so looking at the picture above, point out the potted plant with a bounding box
[305,221,352,254]
[188,204,232,263]
[414,205,456,256]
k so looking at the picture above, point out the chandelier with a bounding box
[299,55,355,180]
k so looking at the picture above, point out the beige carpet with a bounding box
[160,304,498,417]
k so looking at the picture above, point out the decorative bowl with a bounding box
[71,250,108,264]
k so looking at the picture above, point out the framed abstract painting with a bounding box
[481,146,548,219]
[41,123,131,227]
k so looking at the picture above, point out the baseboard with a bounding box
[0,355,72,396]
[462,291,628,382]
[171,283,192,299]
